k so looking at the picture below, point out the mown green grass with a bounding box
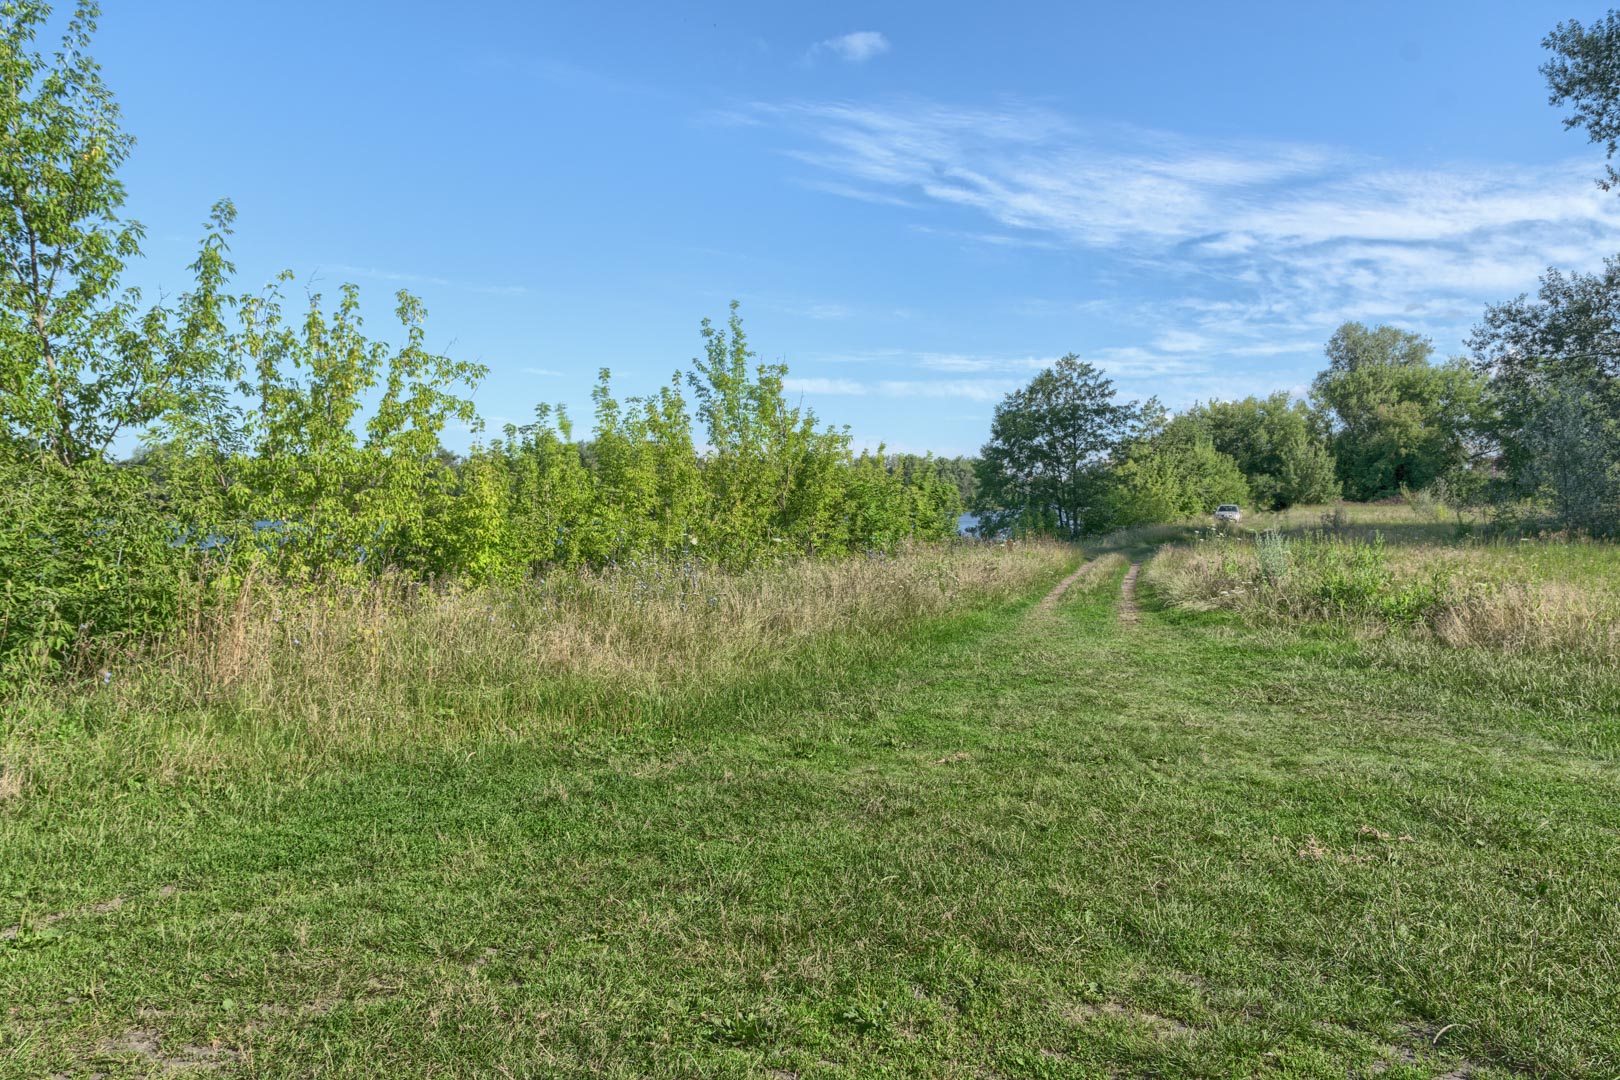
[4,551,1619,1077]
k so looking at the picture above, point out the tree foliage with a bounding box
[1312,323,1487,502]
[1107,415,1250,528]
[974,356,1146,537]
[1543,12,1620,191]
[0,2,240,466]
[1173,393,1339,509]
[1472,262,1620,532]
[890,454,978,507]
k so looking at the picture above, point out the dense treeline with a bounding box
[968,336,1486,539]
[971,299,1616,537]
[967,312,1597,540]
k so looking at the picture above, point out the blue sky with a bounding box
[99,0,1620,456]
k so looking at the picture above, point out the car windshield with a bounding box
[1217,505,1238,512]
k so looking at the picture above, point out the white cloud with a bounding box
[783,376,866,395]
[795,177,919,208]
[915,352,1052,373]
[1151,330,1210,354]
[810,31,891,64]
[323,264,529,297]
[744,96,1620,379]
[877,378,1020,401]
[785,373,1021,402]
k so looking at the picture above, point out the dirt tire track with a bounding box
[1033,558,1090,614]
[1120,562,1141,624]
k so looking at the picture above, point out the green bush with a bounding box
[0,452,191,682]
[1306,535,1446,625]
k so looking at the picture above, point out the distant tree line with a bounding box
[965,309,1604,539]
[969,8,1620,539]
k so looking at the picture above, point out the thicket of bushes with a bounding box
[2,300,962,683]
[0,6,970,685]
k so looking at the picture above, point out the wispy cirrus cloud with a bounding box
[914,352,1052,374]
[877,378,1022,401]
[785,373,1021,402]
[783,376,866,395]
[742,96,1620,382]
[807,31,891,65]
[322,264,530,297]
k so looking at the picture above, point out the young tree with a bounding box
[1472,261,1620,532]
[1312,323,1487,501]
[1107,425,1250,527]
[235,278,487,578]
[974,355,1144,537]
[498,404,602,569]
[686,303,853,561]
[0,2,237,465]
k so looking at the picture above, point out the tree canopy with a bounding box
[974,355,1145,538]
[1312,323,1487,502]
[1471,261,1620,532]
[1173,393,1339,509]
[0,1,243,466]
[1106,413,1250,528]
[1543,12,1620,191]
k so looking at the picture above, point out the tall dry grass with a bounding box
[1144,533,1620,663]
[154,541,1067,695]
[2,542,1071,788]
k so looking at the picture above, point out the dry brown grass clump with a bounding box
[1144,533,1620,662]
[4,541,1070,771]
[0,757,24,802]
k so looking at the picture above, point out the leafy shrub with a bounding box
[0,452,190,683]
[1255,528,1291,586]
[1310,536,1395,615]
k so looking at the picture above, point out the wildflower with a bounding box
[101,669,112,684]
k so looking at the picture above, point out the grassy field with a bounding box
[4,513,1619,1077]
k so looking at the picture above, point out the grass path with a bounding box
[4,557,1618,1077]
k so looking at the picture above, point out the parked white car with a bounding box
[1214,504,1242,524]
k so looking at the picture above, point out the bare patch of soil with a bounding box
[93,1026,239,1073]
[1064,1001,1192,1037]
[1120,562,1142,623]
[1033,559,1091,613]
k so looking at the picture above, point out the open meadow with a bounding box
[5,505,1619,1078]
[9,4,1620,1076]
